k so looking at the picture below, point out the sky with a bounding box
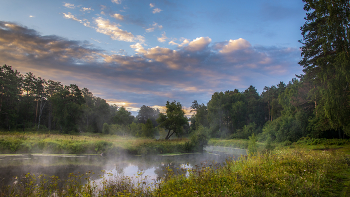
[0,0,306,116]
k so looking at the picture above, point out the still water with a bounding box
[0,146,246,186]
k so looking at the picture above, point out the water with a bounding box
[0,146,246,187]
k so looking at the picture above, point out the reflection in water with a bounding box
[0,147,246,187]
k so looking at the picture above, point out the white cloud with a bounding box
[157,32,168,42]
[112,13,124,20]
[95,17,144,43]
[29,15,35,18]
[185,37,211,51]
[146,22,163,32]
[219,38,251,54]
[63,13,90,27]
[112,0,122,4]
[130,43,146,54]
[150,3,155,8]
[63,3,75,9]
[169,38,189,47]
[81,7,93,12]
[153,8,162,14]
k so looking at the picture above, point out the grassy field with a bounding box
[0,131,190,155]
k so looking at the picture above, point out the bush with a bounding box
[102,123,109,134]
[248,133,257,155]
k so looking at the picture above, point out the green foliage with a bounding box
[300,0,350,135]
[189,125,209,153]
[102,123,109,134]
[112,106,134,126]
[248,133,257,155]
[141,119,155,138]
[157,149,350,196]
[157,101,188,140]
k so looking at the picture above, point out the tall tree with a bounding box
[0,65,22,130]
[157,101,188,140]
[299,0,350,136]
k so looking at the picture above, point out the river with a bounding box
[0,146,246,187]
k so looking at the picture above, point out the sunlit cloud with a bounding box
[157,32,168,42]
[150,3,155,8]
[146,22,163,32]
[111,13,124,20]
[63,13,91,27]
[111,0,122,4]
[169,38,190,47]
[219,38,251,53]
[153,8,162,14]
[185,37,211,52]
[63,3,76,9]
[81,7,93,12]
[94,17,144,43]
[29,15,35,18]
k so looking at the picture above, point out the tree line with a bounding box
[0,65,161,137]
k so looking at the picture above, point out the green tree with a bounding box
[113,106,134,126]
[299,0,350,136]
[157,101,188,140]
[0,65,22,130]
[136,105,159,126]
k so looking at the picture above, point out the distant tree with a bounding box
[0,65,22,130]
[157,101,188,140]
[141,119,155,138]
[136,105,159,126]
[50,84,85,133]
[113,106,134,126]
[190,100,208,129]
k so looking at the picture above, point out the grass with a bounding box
[0,131,190,155]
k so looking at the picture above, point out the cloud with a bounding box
[146,22,163,32]
[185,37,211,52]
[157,32,168,42]
[94,17,144,43]
[111,13,124,20]
[219,38,251,53]
[0,21,302,116]
[130,43,146,54]
[63,13,91,27]
[81,7,93,12]
[29,15,35,18]
[63,3,76,9]
[111,0,122,4]
[153,8,162,14]
[169,38,190,47]
[150,3,155,8]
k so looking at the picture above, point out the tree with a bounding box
[0,65,22,130]
[136,105,159,126]
[157,101,188,140]
[299,0,350,136]
[113,106,134,126]
[190,100,208,129]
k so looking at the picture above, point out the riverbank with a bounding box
[0,132,191,155]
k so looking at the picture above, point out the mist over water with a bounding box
[0,147,246,187]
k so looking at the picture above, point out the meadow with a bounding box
[0,131,190,155]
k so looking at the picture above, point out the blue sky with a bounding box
[0,0,306,115]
